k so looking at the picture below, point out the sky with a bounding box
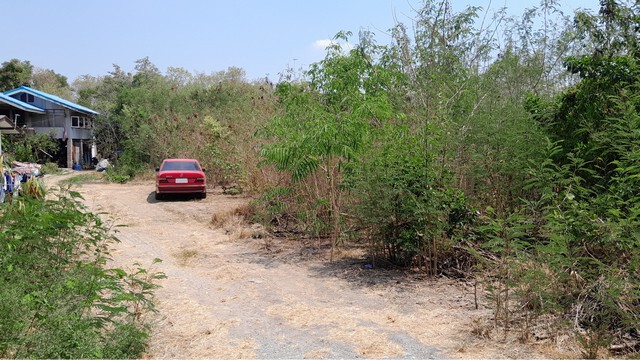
[4,0,601,83]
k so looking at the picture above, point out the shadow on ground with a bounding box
[146,191,205,204]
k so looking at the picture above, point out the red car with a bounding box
[155,159,207,200]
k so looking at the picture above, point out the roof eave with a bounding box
[0,97,46,114]
[4,86,100,116]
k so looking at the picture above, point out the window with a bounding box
[18,93,34,102]
[161,161,200,171]
[71,116,93,129]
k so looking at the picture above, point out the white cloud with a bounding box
[312,39,337,50]
[311,39,354,52]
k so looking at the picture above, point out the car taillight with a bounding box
[159,178,169,183]
[195,177,205,182]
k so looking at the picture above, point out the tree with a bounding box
[0,59,33,91]
[529,0,640,185]
[32,68,72,99]
[494,1,640,348]
[259,31,403,260]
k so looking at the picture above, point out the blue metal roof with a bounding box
[0,93,46,114]
[4,86,99,115]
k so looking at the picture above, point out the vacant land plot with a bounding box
[50,174,561,359]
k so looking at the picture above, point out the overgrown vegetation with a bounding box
[254,0,640,355]
[2,133,59,164]
[0,188,164,358]
[2,0,639,356]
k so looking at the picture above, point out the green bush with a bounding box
[4,133,59,163]
[0,189,164,358]
[40,162,62,175]
[478,127,640,349]
[350,126,476,271]
[104,165,136,183]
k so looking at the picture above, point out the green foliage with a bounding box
[32,68,72,99]
[356,0,640,350]
[249,186,298,231]
[40,162,62,175]
[259,31,405,259]
[4,133,59,164]
[349,124,475,271]
[0,190,163,358]
[104,165,134,184]
[521,5,640,343]
[502,94,640,349]
[0,59,33,91]
[260,32,399,182]
[572,0,640,57]
[476,209,537,331]
[21,177,46,200]
[6,0,637,353]
[458,50,549,211]
[387,0,552,214]
[79,59,275,188]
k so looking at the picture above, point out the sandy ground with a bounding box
[45,173,566,359]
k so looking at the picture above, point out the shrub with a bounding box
[0,189,164,358]
[40,162,62,175]
[104,165,135,183]
[349,126,476,272]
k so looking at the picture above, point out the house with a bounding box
[0,86,99,168]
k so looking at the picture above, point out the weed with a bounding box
[104,165,136,184]
[471,317,492,339]
[40,162,62,175]
[174,249,199,266]
[577,329,613,359]
[60,172,105,185]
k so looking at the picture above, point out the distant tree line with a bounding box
[0,58,72,98]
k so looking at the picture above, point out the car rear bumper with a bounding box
[156,185,206,194]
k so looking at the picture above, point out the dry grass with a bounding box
[330,327,404,358]
[211,204,266,241]
[266,301,406,358]
[147,295,257,359]
[211,208,242,229]
[173,248,199,266]
[133,170,157,182]
[470,317,492,339]
[303,348,331,358]
[59,171,106,186]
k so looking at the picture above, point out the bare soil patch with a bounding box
[45,173,574,359]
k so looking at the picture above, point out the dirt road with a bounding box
[54,174,554,359]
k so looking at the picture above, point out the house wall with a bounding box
[26,110,65,128]
[23,109,93,140]
[27,96,63,112]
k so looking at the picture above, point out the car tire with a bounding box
[155,192,164,201]
[199,192,207,199]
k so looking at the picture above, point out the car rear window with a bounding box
[161,161,200,171]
